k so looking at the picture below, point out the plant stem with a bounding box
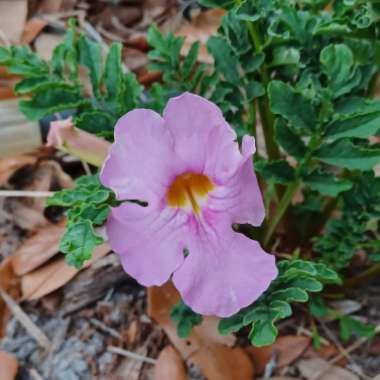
[263,180,300,248]
[343,261,380,288]
[247,21,280,161]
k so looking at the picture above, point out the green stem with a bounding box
[343,261,380,288]
[263,180,300,248]
[247,21,280,161]
[368,43,380,98]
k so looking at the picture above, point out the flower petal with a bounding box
[172,220,277,317]
[207,135,265,226]
[163,93,242,181]
[106,202,187,287]
[100,109,178,204]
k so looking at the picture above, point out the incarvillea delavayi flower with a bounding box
[100,92,277,317]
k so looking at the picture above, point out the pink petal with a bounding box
[163,93,242,181]
[100,109,180,204]
[207,135,265,226]
[172,219,277,317]
[106,202,187,287]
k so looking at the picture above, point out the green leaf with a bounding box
[78,34,102,97]
[218,310,247,335]
[270,288,309,303]
[207,36,240,84]
[0,46,11,63]
[320,44,361,98]
[74,110,115,135]
[246,81,265,101]
[326,97,380,139]
[315,139,380,171]
[197,0,235,9]
[19,83,89,120]
[339,316,375,342]
[14,76,50,94]
[255,159,295,184]
[60,221,104,268]
[271,46,301,67]
[286,277,323,292]
[275,119,307,159]
[248,308,280,347]
[269,80,316,132]
[182,41,200,80]
[170,301,203,339]
[303,170,352,196]
[104,42,123,102]
[309,295,329,318]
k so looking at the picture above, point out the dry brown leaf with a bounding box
[0,154,37,186]
[21,243,110,300]
[303,344,347,367]
[0,257,20,337]
[297,358,358,380]
[147,282,254,380]
[0,0,27,43]
[247,335,311,375]
[154,346,187,380]
[176,9,225,64]
[0,351,18,380]
[21,18,48,44]
[12,221,65,276]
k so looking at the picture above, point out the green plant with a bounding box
[1,0,380,346]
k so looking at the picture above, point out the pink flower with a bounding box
[100,93,278,317]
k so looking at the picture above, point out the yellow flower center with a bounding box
[167,172,214,214]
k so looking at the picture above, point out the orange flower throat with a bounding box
[167,172,214,214]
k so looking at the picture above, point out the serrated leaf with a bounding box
[74,110,115,135]
[182,41,200,80]
[275,119,307,159]
[303,170,352,196]
[78,34,102,98]
[320,44,361,98]
[218,309,248,335]
[315,139,380,171]
[255,159,295,184]
[270,300,292,318]
[248,308,280,347]
[269,80,316,132]
[104,42,123,98]
[286,277,323,292]
[246,81,265,101]
[170,301,203,339]
[207,35,240,84]
[270,288,309,303]
[14,76,50,94]
[19,83,89,120]
[326,97,380,139]
[60,221,104,268]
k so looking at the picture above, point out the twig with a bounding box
[309,323,380,380]
[0,190,54,198]
[29,368,44,380]
[0,288,51,349]
[107,345,157,365]
[90,318,122,339]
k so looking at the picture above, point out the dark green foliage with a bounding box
[219,260,340,346]
[170,301,203,338]
[0,19,142,138]
[47,175,117,268]
[314,173,380,270]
